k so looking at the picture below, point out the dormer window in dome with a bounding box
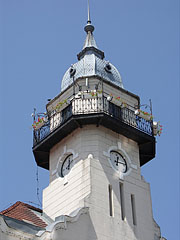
[105,62,112,73]
[69,66,76,78]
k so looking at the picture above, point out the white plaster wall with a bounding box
[82,157,155,240]
[44,124,156,239]
[0,216,37,240]
[43,156,91,219]
[75,77,139,108]
[51,209,98,240]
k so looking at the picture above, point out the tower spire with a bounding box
[77,0,104,60]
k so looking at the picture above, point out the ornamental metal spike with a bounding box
[87,0,91,24]
[84,0,94,33]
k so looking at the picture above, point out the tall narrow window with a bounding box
[108,184,113,217]
[131,194,137,225]
[119,182,125,220]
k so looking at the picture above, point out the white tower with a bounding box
[32,6,164,240]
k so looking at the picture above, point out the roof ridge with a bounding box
[22,202,42,213]
[0,201,42,215]
[0,201,47,228]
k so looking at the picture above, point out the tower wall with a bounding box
[87,145,154,240]
[43,125,155,239]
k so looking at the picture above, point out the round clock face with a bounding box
[61,154,74,177]
[110,151,127,173]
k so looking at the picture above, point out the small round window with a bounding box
[105,63,112,73]
[69,67,76,77]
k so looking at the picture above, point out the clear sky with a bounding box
[0,0,179,239]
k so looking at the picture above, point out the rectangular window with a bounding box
[131,194,137,225]
[119,182,125,220]
[108,184,113,217]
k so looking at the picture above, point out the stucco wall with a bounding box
[43,124,155,240]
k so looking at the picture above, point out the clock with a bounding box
[110,151,127,173]
[61,154,74,177]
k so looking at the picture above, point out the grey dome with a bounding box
[61,21,123,92]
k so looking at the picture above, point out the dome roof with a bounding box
[61,18,124,92]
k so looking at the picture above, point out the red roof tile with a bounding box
[0,201,47,228]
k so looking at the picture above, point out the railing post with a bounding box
[150,120,154,137]
[101,78,104,112]
[33,130,36,146]
[73,76,75,97]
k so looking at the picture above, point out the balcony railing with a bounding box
[33,97,153,146]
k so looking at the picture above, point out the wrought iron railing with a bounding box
[33,97,153,146]
[119,105,152,135]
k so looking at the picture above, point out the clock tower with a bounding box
[32,5,164,240]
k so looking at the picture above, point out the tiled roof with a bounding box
[0,201,47,228]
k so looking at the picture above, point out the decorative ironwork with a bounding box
[121,107,152,135]
[33,104,72,146]
[33,97,153,146]
[33,122,50,146]
[109,102,122,119]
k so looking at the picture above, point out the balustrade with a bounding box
[33,96,153,146]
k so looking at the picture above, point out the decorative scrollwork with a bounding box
[136,116,152,135]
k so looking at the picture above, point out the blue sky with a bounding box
[0,0,179,239]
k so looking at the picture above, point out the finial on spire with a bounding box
[84,0,94,33]
[87,0,91,24]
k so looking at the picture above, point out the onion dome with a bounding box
[61,6,123,92]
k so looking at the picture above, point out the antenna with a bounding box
[36,166,42,208]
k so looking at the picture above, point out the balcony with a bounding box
[33,96,155,169]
